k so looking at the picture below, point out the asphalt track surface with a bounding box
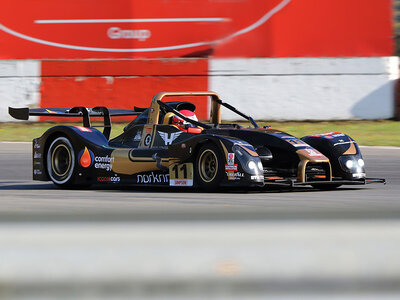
[1,142,400,299]
[0,142,399,222]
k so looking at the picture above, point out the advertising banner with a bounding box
[0,0,393,59]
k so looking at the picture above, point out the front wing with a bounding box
[263,177,386,188]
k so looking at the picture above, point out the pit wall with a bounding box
[0,57,398,122]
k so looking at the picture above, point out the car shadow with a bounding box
[91,184,364,194]
[0,181,56,190]
[0,180,364,193]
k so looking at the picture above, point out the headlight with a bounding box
[339,154,366,176]
[233,144,263,175]
[358,159,364,167]
[345,160,354,169]
[248,161,257,170]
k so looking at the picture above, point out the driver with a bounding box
[172,110,200,132]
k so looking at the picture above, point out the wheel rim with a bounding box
[198,149,218,183]
[52,144,72,177]
[47,136,75,185]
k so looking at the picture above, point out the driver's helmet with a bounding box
[172,110,198,131]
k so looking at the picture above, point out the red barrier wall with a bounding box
[0,0,394,122]
[40,59,209,121]
[0,0,393,58]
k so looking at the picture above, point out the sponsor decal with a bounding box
[225,164,238,172]
[133,131,142,141]
[144,127,153,134]
[310,132,339,137]
[251,175,264,181]
[169,163,193,186]
[33,152,41,159]
[158,131,183,145]
[304,148,322,157]
[75,126,92,132]
[297,148,328,161]
[33,142,40,149]
[144,134,152,146]
[107,27,151,41]
[227,171,244,180]
[137,172,169,184]
[33,169,42,175]
[281,136,308,147]
[227,153,235,165]
[79,147,95,168]
[94,155,114,171]
[353,173,366,178]
[97,176,120,183]
[170,179,193,186]
[310,132,345,139]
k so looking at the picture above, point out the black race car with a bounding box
[9,91,385,189]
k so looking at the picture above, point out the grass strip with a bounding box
[0,120,399,146]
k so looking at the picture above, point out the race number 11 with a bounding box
[169,163,193,187]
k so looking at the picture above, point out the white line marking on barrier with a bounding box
[35,18,228,24]
[0,0,291,53]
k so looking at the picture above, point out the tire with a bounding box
[311,184,342,190]
[195,143,224,189]
[47,137,76,187]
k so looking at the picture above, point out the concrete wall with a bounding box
[0,57,398,122]
[0,60,40,122]
[211,57,399,120]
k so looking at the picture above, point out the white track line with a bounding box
[0,142,31,144]
[360,145,400,150]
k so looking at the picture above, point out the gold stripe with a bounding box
[241,146,258,157]
[111,149,169,175]
[219,140,229,162]
[343,142,357,155]
[296,149,332,183]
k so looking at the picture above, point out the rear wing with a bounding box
[9,106,141,140]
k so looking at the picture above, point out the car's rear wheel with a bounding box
[195,143,224,189]
[47,137,75,187]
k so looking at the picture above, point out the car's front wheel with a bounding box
[195,143,224,189]
[47,136,75,187]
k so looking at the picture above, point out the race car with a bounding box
[9,91,385,189]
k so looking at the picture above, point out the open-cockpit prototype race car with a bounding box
[9,91,385,190]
